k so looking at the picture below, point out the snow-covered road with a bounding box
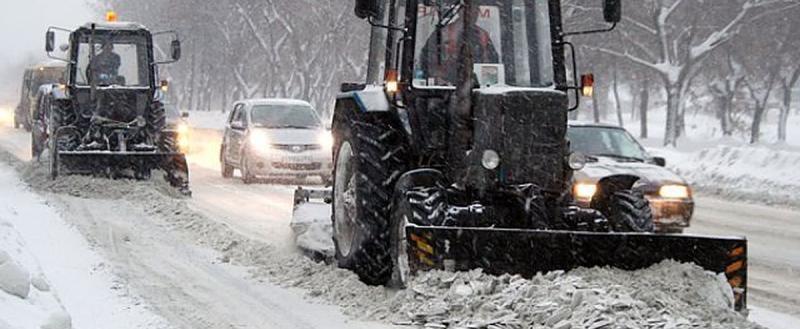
[0,125,798,328]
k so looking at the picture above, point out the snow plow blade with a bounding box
[405,226,748,311]
[56,151,191,195]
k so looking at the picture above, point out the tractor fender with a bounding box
[590,174,643,209]
[337,85,390,113]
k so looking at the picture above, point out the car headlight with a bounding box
[249,130,270,153]
[573,183,597,199]
[319,132,333,152]
[659,185,689,199]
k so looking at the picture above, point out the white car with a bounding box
[219,99,333,184]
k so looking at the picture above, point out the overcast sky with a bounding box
[0,0,95,100]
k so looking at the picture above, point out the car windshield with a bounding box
[413,0,553,88]
[250,104,321,129]
[568,126,648,161]
[75,34,149,87]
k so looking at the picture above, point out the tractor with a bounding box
[292,0,748,311]
[40,12,190,194]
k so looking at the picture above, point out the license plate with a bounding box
[284,156,312,163]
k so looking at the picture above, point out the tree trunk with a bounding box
[612,65,624,127]
[630,85,638,121]
[750,105,766,144]
[778,80,791,142]
[663,85,682,146]
[639,80,649,139]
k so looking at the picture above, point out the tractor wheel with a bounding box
[147,104,167,145]
[220,147,234,178]
[388,185,446,288]
[602,190,654,232]
[331,113,407,285]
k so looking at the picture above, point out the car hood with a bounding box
[574,156,687,186]
[253,127,325,145]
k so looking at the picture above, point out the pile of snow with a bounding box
[4,151,760,329]
[653,143,800,207]
[0,218,72,329]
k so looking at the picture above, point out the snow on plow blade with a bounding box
[405,226,748,311]
[57,151,191,194]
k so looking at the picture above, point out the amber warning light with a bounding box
[106,11,118,22]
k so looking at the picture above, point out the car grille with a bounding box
[271,144,321,153]
[272,162,322,170]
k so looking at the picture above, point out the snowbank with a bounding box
[0,161,172,329]
[0,209,71,329]
[650,143,800,207]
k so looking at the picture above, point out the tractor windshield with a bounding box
[413,0,553,88]
[75,34,150,87]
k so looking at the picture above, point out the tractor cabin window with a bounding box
[412,0,553,89]
[75,37,149,87]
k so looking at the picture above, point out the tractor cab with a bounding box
[41,12,190,194]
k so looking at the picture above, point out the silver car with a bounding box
[220,99,333,184]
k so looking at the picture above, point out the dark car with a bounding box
[568,122,694,233]
[15,62,66,131]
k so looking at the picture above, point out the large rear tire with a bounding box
[602,190,654,232]
[332,113,407,285]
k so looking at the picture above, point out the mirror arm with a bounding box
[561,22,617,38]
[555,41,582,112]
[367,17,407,32]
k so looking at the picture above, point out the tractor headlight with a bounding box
[573,183,597,199]
[568,152,587,171]
[249,130,270,154]
[176,123,190,153]
[481,150,501,170]
[659,185,689,199]
[318,132,333,152]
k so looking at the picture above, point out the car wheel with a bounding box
[220,147,234,178]
[241,154,256,184]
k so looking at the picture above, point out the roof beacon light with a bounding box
[106,11,118,22]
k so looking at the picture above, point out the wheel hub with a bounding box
[334,141,357,257]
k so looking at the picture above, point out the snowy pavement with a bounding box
[0,124,798,328]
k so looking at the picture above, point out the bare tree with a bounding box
[582,0,796,146]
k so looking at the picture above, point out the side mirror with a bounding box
[652,157,666,167]
[354,0,383,20]
[171,40,181,61]
[230,121,245,130]
[45,31,55,52]
[603,0,622,23]
[181,111,189,118]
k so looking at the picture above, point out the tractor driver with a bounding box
[419,5,499,86]
[90,41,122,85]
